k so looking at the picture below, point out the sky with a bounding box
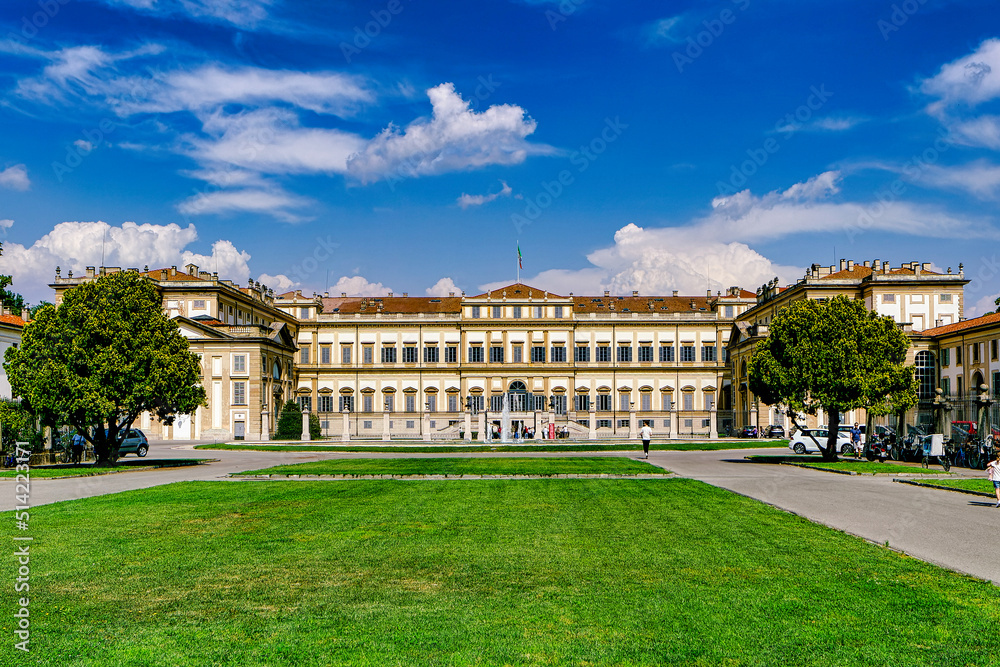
[2,0,1000,316]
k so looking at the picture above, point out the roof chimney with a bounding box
[86,266,95,278]
[186,263,198,275]
[21,308,29,321]
[863,260,871,268]
[388,292,393,297]
[846,260,854,271]
[448,291,455,297]
[882,260,889,274]
[604,290,610,297]
[632,290,638,297]
[169,266,177,276]
[672,290,679,297]
[341,292,347,297]
[707,289,712,297]
[402,292,408,297]
[839,259,847,271]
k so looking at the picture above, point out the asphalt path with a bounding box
[7,441,1000,584]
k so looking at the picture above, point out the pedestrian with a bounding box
[639,421,653,459]
[987,452,1000,508]
[71,433,85,465]
[850,423,862,459]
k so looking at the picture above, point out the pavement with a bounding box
[7,441,1000,584]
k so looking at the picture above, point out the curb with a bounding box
[0,459,217,481]
[893,479,996,498]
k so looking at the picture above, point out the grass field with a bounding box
[4,479,999,666]
[747,455,948,475]
[239,456,665,477]
[0,459,208,478]
[909,478,998,495]
[199,439,785,454]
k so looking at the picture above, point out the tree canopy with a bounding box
[0,242,24,313]
[747,295,916,460]
[4,271,206,464]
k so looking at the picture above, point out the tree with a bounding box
[747,295,916,461]
[275,400,302,440]
[29,301,53,319]
[0,242,24,314]
[4,271,207,465]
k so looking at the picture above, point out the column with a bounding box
[300,410,310,441]
[422,406,431,443]
[533,409,541,439]
[669,399,678,440]
[341,409,350,442]
[710,405,718,439]
[628,403,637,440]
[382,405,391,441]
[588,403,597,440]
[477,410,486,443]
[464,410,472,442]
[260,411,270,441]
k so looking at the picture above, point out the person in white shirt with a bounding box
[987,451,1000,508]
[639,422,653,458]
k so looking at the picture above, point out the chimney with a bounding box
[448,291,455,297]
[863,260,871,268]
[846,260,854,271]
[296,290,302,297]
[707,289,712,297]
[86,266,96,278]
[21,308,29,321]
[672,290,679,297]
[915,264,922,276]
[186,263,199,275]
[839,259,847,271]
[873,259,881,271]
[341,292,347,297]
[935,319,943,328]
[922,262,932,272]
[604,290,610,297]
[632,290,638,297]
[402,292,408,297]
[388,292,393,297]
[882,260,889,274]
[690,300,697,309]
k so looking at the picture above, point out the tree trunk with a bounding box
[823,409,840,461]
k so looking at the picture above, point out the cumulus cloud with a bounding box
[457,181,513,208]
[258,273,300,292]
[920,38,1000,149]
[970,291,1000,318]
[0,220,256,302]
[0,164,30,191]
[346,83,554,184]
[425,277,460,296]
[329,275,392,297]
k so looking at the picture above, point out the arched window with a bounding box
[914,351,936,400]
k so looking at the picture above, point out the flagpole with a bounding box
[516,240,520,283]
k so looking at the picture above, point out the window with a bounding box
[552,395,567,415]
[683,393,693,411]
[490,395,503,411]
[551,346,567,362]
[472,306,481,318]
[597,419,612,429]
[531,346,546,362]
[363,395,373,413]
[363,420,372,429]
[532,395,546,411]
[320,346,331,365]
[663,419,671,428]
[405,395,416,413]
[620,394,631,411]
[338,395,354,412]
[705,393,715,411]
[427,395,436,412]
[513,306,522,318]
[680,346,696,362]
[319,395,334,412]
[300,307,310,319]
[384,395,394,412]
[406,420,415,429]
[363,346,373,364]
[596,345,611,362]
[492,306,502,318]
[994,372,1000,397]
[512,345,523,363]
[914,351,936,400]
[940,293,953,302]
[721,347,728,362]
[381,347,397,363]
[402,347,418,363]
[942,377,951,397]
[575,394,590,411]
[638,346,653,362]
[725,305,734,318]
[618,419,630,429]
[617,346,632,362]
[533,306,543,318]
[298,396,312,412]
[490,346,504,363]
[300,348,310,364]
[574,346,589,362]
[956,345,963,365]
[420,346,436,363]
[973,343,982,363]
[468,346,484,363]
[232,354,247,374]
[597,394,612,411]
[702,346,717,362]
[233,381,246,405]
[641,393,652,411]
[342,346,352,364]
[660,346,674,362]
[192,299,206,310]
[577,419,590,428]
[939,348,949,368]
[445,346,458,363]
[554,306,564,318]
[883,294,896,303]
[992,339,999,361]
[448,395,458,412]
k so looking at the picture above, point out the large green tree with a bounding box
[747,295,916,461]
[0,242,24,313]
[4,271,207,465]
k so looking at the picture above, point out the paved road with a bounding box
[8,442,1000,583]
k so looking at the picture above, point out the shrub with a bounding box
[275,401,303,440]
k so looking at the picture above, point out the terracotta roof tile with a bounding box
[821,266,874,280]
[572,295,713,314]
[922,312,1000,337]
[141,268,202,282]
[471,283,565,299]
[321,296,463,314]
[0,314,25,327]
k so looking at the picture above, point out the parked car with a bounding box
[99,428,149,457]
[788,429,855,455]
[765,424,785,438]
[736,425,758,438]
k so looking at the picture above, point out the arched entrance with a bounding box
[508,380,528,412]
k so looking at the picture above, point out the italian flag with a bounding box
[517,243,523,270]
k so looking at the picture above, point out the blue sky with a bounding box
[2,0,1000,315]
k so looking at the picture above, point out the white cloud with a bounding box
[177,186,312,223]
[776,115,868,134]
[346,83,554,184]
[0,220,257,302]
[0,164,30,191]
[920,38,1000,149]
[971,291,1000,318]
[99,0,275,29]
[425,277,460,296]
[457,181,513,208]
[257,273,300,292]
[912,159,1000,200]
[73,140,94,153]
[643,16,684,46]
[329,275,391,297]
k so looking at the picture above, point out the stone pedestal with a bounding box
[260,411,270,441]
[422,410,431,442]
[300,410,310,441]
[382,410,391,441]
[588,405,597,440]
[533,410,541,437]
[669,408,678,439]
[341,409,350,442]
[710,407,718,439]
[548,410,556,439]
[477,411,486,443]
[628,406,637,440]
[464,411,472,442]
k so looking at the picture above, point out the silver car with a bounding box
[788,429,855,455]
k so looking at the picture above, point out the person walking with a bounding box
[987,452,1000,508]
[850,423,862,459]
[639,422,653,459]
[71,433,85,465]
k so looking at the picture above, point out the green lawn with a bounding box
[910,479,998,495]
[747,455,948,475]
[3,480,999,665]
[199,439,784,454]
[0,459,209,478]
[239,456,665,477]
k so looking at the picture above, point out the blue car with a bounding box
[98,428,150,457]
